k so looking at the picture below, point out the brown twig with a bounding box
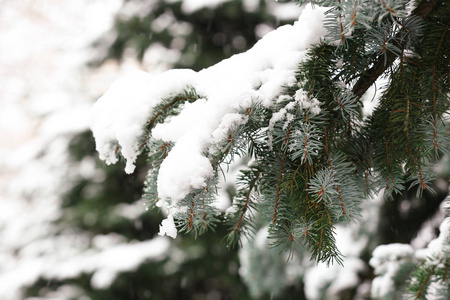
[352,0,440,99]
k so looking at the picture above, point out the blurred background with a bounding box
[0,1,448,299]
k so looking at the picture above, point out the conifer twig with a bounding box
[352,0,440,99]
[432,21,449,151]
[273,128,291,225]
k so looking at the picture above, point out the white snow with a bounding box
[370,243,415,270]
[305,258,366,299]
[87,237,170,289]
[411,199,447,249]
[156,137,213,202]
[268,1,306,20]
[0,236,171,293]
[369,243,415,298]
[0,1,178,298]
[294,89,321,115]
[0,0,326,298]
[428,217,450,257]
[415,217,450,261]
[367,202,450,299]
[91,5,328,237]
[158,214,178,239]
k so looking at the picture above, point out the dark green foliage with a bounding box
[95,0,296,71]
[24,226,254,300]
[136,0,449,269]
[367,1,450,199]
[224,167,260,248]
[408,259,450,299]
[63,131,159,238]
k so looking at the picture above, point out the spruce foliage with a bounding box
[93,0,449,297]
[104,0,449,262]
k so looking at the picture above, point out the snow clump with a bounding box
[91,4,328,238]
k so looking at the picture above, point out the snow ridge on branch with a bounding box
[91,4,327,215]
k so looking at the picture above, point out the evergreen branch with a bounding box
[93,0,449,284]
[273,127,291,225]
[290,122,323,165]
[383,112,398,194]
[232,173,260,236]
[432,21,449,152]
[403,61,413,160]
[201,190,208,229]
[335,185,346,216]
[188,197,196,231]
[399,52,420,176]
[416,147,426,191]
[176,184,220,237]
[415,265,435,299]
[147,94,198,131]
[364,168,370,191]
[378,0,397,16]
[381,25,390,56]
[210,103,267,169]
[351,0,357,27]
[140,90,200,150]
[337,0,346,44]
[352,0,440,99]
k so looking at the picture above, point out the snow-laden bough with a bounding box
[91,4,327,238]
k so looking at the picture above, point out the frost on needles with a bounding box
[91,1,449,267]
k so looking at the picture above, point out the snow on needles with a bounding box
[158,213,178,239]
[91,4,327,237]
[91,69,197,174]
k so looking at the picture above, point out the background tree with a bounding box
[7,1,305,299]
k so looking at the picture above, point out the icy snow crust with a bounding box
[91,5,327,236]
